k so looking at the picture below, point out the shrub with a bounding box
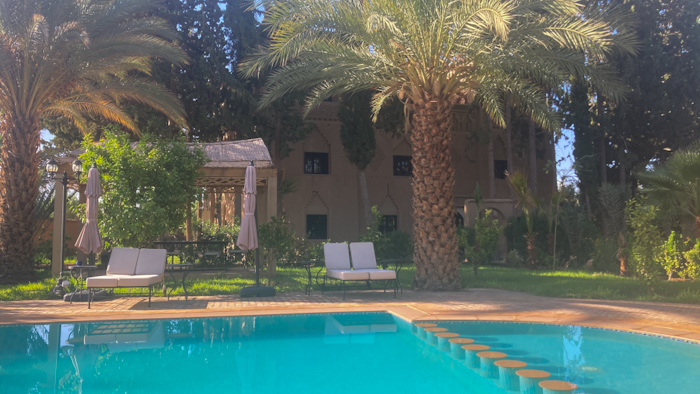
[682,239,700,280]
[626,197,665,289]
[358,207,413,266]
[506,250,524,266]
[459,210,504,277]
[661,231,685,280]
[592,238,621,273]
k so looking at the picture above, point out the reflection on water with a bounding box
[0,314,405,394]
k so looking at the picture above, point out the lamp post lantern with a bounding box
[46,158,82,276]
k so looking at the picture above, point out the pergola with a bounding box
[52,138,277,276]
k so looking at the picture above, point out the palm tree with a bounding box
[241,0,635,290]
[0,0,187,277]
[637,143,700,237]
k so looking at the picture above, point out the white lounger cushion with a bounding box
[106,247,140,275]
[86,275,120,287]
[350,242,396,280]
[349,242,379,270]
[327,270,369,281]
[117,274,162,287]
[324,243,352,270]
[353,269,396,280]
[134,248,167,275]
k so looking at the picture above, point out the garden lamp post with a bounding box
[46,158,83,276]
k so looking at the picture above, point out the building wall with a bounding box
[278,101,555,242]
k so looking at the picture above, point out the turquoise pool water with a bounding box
[1,313,698,393]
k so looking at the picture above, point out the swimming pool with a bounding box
[1,313,698,393]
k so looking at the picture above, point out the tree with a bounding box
[564,0,699,209]
[0,0,187,278]
[636,143,700,237]
[338,91,377,230]
[241,0,635,290]
[79,128,207,247]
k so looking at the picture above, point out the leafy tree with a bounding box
[338,91,377,229]
[0,0,187,278]
[636,143,700,237]
[79,128,207,247]
[564,0,699,212]
[257,216,296,282]
[241,0,635,290]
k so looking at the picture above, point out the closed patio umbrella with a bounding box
[75,164,103,257]
[236,163,258,252]
[238,161,275,297]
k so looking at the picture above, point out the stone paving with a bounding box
[2,288,699,343]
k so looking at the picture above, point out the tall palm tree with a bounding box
[637,143,700,237]
[0,0,187,277]
[241,0,635,290]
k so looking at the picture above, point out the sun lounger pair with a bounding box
[322,242,398,300]
[86,247,167,309]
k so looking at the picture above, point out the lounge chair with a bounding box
[322,243,369,300]
[349,242,398,298]
[321,242,397,300]
[86,247,167,308]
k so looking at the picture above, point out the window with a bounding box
[306,215,328,239]
[393,155,412,176]
[379,215,398,234]
[304,152,329,174]
[494,160,508,179]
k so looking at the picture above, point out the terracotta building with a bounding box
[276,100,556,243]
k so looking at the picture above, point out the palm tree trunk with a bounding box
[358,169,372,231]
[0,118,42,277]
[525,232,537,269]
[410,94,460,291]
[528,119,538,196]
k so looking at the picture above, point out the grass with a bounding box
[2,265,700,304]
[468,266,700,304]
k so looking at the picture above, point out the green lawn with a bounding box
[2,265,699,304]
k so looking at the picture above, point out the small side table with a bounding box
[380,259,406,293]
[300,261,316,295]
[68,265,98,303]
[166,263,193,300]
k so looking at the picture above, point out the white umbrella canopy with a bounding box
[75,165,103,255]
[236,163,258,251]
